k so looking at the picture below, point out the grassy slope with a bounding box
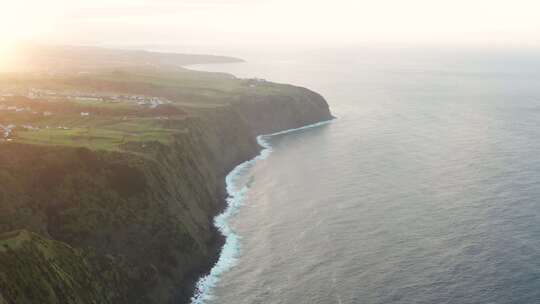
[1,66,309,153]
[0,50,333,303]
[0,230,131,304]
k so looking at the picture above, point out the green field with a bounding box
[0,63,308,154]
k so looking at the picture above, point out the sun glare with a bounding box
[0,42,15,71]
[0,3,24,71]
[0,1,57,71]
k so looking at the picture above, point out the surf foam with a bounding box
[190,119,334,304]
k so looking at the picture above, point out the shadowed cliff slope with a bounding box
[0,69,332,303]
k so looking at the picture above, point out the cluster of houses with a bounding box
[247,78,268,88]
[0,124,16,140]
[136,97,167,109]
[24,88,106,102]
[0,88,173,113]
[0,104,31,113]
[22,88,171,108]
[0,103,54,117]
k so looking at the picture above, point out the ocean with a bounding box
[188,46,540,304]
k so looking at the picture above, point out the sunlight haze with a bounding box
[3,1,540,304]
[2,0,540,49]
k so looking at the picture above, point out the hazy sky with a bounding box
[2,0,540,49]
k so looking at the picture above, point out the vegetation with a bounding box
[0,65,312,153]
[0,46,332,304]
[0,230,131,304]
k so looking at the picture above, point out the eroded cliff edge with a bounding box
[0,84,333,304]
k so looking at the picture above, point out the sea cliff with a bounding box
[0,81,332,303]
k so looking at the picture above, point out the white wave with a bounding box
[190,118,335,304]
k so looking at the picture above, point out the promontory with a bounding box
[0,45,333,304]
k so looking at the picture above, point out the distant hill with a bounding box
[11,44,244,72]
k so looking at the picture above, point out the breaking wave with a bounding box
[190,119,334,304]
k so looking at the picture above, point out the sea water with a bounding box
[190,46,540,304]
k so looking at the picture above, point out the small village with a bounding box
[0,88,176,142]
[0,124,15,141]
[0,88,177,142]
[1,88,172,109]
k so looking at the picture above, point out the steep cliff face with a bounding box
[0,230,131,304]
[233,84,333,134]
[0,86,332,304]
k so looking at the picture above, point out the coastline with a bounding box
[0,63,334,303]
[190,118,336,304]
